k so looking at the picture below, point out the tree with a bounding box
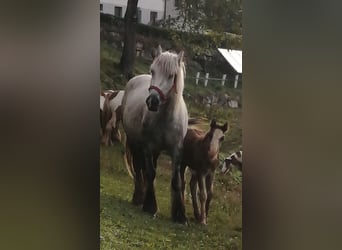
[174,0,205,33]
[174,0,242,34]
[120,0,139,79]
[203,0,242,34]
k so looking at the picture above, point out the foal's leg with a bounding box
[190,173,200,221]
[205,171,214,222]
[198,175,207,225]
[180,164,186,204]
[171,147,187,224]
[142,149,158,215]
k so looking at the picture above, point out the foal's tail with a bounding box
[188,117,201,125]
[123,140,135,179]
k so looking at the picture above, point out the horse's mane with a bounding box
[154,51,186,77]
[187,127,212,141]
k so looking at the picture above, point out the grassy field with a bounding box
[100,42,242,249]
[100,143,242,250]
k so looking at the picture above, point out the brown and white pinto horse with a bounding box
[100,90,124,146]
[221,151,242,174]
[181,119,228,225]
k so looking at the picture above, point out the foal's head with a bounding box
[146,45,185,111]
[207,119,228,155]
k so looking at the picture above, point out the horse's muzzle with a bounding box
[146,94,160,112]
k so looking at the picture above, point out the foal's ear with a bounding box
[178,50,184,63]
[210,119,216,128]
[222,122,228,132]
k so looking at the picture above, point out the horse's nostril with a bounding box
[146,95,160,111]
[151,96,159,106]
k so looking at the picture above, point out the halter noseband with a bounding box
[148,75,177,102]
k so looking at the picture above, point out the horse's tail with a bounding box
[123,140,135,179]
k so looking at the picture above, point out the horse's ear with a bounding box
[178,50,184,63]
[210,119,216,128]
[157,45,162,56]
[222,122,228,132]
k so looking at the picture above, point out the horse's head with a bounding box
[209,119,228,142]
[207,119,229,157]
[146,45,184,112]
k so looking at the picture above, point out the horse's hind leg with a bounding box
[205,171,214,222]
[142,150,158,215]
[171,148,187,224]
[131,146,145,205]
[190,174,200,221]
[198,175,207,225]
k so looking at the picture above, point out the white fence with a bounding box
[188,72,241,88]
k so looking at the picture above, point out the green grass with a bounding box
[100,144,242,250]
[100,42,242,249]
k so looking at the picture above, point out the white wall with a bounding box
[100,0,164,24]
[165,0,179,19]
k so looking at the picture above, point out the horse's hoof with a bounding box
[142,204,158,216]
[132,197,144,206]
[173,215,188,225]
[200,220,207,226]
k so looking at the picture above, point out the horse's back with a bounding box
[109,90,124,111]
[184,129,204,144]
[182,129,203,165]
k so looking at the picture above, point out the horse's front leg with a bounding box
[131,146,145,206]
[198,175,208,225]
[171,147,188,224]
[142,149,158,215]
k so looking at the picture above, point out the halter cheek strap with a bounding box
[148,75,177,102]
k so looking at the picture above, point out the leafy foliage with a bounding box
[173,0,242,34]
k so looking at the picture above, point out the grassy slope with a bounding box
[100,144,242,250]
[100,42,242,249]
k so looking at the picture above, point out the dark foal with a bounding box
[181,119,228,225]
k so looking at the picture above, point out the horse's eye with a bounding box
[220,136,224,142]
[168,74,174,79]
[151,70,154,76]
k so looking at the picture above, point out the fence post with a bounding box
[234,74,239,88]
[221,74,227,86]
[204,73,209,87]
[195,72,200,85]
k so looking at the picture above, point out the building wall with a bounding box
[165,0,179,20]
[100,0,164,25]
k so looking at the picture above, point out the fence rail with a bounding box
[186,72,241,88]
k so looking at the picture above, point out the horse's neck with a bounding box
[172,69,185,106]
[162,71,185,117]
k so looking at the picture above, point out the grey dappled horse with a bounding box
[122,45,188,224]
